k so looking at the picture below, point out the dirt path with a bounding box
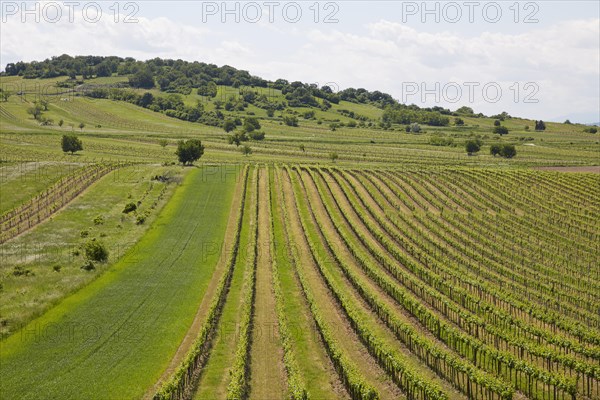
[248,166,288,399]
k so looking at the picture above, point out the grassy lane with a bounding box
[248,166,288,399]
[0,166,239,400]
[192,166,257,400]
[270,166,346,400]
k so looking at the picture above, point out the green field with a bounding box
[0,66,598,400]
[0,166,238,399]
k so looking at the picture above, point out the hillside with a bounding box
[0,56,599,400]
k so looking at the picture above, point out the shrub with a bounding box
[123,202,137,214]
[84,239,109,262]
[93,215,104,225]
[13,266,34,277]
[500,144,517,158]
[490,143,502,156]
[493,126,509,135]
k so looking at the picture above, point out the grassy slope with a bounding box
[0,165,182,337]
[0,166,238,399]
[2,75,598,167]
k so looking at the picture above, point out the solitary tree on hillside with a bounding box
[176,139,205,165]
[493,126,509,135]
[61,135,83,154]
[535,120,546,131]
[79,122,85,131]
[27,104,43,120]
[465,140,481,155]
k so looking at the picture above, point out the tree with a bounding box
[243,117,261,132]
[493,126,509,135]
[158,139,169,148]
[299,144,305,152]
[564,119,572,124]
[248,131,265,140]
[37,99,49,111]
[58,119,64,127]
[223,119,237,133]
[228,131,248,146]
[27,104,43,120]
[176,139,205,165]
[283,114,298,127]
[490,143,502,156]
[494,119,501,126]
[456,106,474,115]
[266,108,275,118]
[129,68,155,89]
[0,89,13,102]
[139,92,154,108]
[535,120,546,131]
[241,145,252,156]
[454,117,464,126]
[465,139,481,155]
[79,122,85,131]
[410,123,421,133]
[61,135,83,154]
[500,144,517,158]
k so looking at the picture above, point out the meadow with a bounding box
[0,71,598,400]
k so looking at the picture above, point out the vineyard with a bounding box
[148,165,598,400]
[0,72,599,400]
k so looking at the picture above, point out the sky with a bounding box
[1,1,599,122]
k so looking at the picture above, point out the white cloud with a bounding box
[1,8,598,122]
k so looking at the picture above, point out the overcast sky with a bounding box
[1,1,599,122]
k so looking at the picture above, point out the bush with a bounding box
[123,202,137,214]
[13,266,34,277]
[493,126,509,135]
[93,215,104,225]
[283,114,299,127]
[84,239,109,262]
[500,144,517,158]
[465,139,481,155]
[490,143,502,156]
[53,265,62,272]
[61,135,83,154]
[248,131,265,140]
